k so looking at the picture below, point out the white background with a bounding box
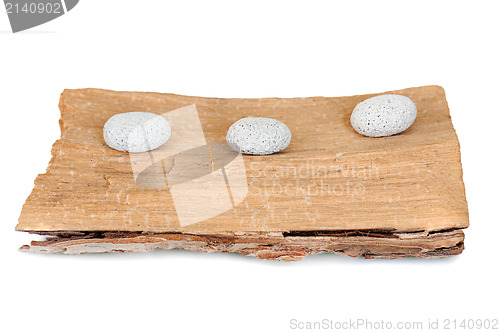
[1,1,499,332]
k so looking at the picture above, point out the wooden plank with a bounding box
[16,86,469,259]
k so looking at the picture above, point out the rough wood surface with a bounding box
[17,86,469,259]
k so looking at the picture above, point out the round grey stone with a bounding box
[226,117,292,155]
[103,112,171,152]
[350,94,417,137]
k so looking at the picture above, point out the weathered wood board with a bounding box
[17,85,469,260]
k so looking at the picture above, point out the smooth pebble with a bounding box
[350,94,417,137]
[103,112,171,152]
[226,117,292,155]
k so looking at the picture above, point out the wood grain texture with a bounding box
[17,86,469,259]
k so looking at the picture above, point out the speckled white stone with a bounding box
[103,112,171,152]
[226,117,292,155]
[350,94,417,137]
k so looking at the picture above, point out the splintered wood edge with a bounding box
[19,229,465,260]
